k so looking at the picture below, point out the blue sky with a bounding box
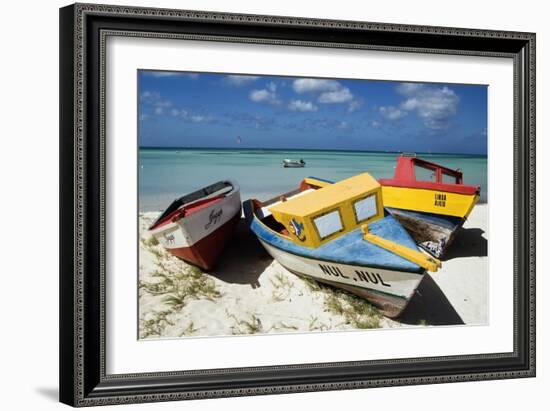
[138,71,487,154]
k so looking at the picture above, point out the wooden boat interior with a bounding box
[150,180,235,229]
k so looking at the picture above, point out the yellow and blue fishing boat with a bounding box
[379,155,480,258]
[243,173,441,317]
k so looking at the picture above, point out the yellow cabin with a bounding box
[268,173,384,248]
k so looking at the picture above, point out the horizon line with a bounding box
[138,146,488,156]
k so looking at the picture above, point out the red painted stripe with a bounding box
[380,156,480,195]
[151,195,225,229]
[165,212,240,270]
[379,179,480,195]
[185,195,225,215]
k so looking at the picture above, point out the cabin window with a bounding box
[414,164,436,182]
[442,172,458,184]
[353,194,378,223]
[313,210,344,240]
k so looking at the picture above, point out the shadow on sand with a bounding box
[398,274,464,326]
[208,219,470,326]
[444,227,487,260]
[208,218,271,288]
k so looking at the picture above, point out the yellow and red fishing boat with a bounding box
[244,173,441,317]
[379,154,480,258]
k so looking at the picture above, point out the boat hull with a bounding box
[381,185,478,219]
[283,159,305,168]
[380,181,479,258]
[150,189,241,270]
[384,207,464,258]
[162,213,241,270]
[259,239,423,318]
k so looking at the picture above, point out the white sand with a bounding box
[426,204,488,325]
[138,204,488,339]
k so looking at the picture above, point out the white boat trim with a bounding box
[150,185,241,249]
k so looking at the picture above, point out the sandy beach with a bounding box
[138,204,487,339]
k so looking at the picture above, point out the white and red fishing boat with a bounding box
[148,180,241,270]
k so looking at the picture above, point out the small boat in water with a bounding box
[149,180,241,270]
[379,154,480,258]
[283,158,306,168]
[244,173,440,317]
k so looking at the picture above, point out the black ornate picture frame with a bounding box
[59,3,535,407]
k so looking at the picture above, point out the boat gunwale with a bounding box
[379,179,480,195]
[148,180,240,231]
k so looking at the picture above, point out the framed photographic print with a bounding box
[59,3,536,407]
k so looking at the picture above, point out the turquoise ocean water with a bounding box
[139,148,487,212]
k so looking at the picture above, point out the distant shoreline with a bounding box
[139,146,488,158]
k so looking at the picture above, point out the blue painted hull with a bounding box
[243,200,425,317]
[251,212,423,273]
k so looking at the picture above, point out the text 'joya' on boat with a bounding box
[243,173,441,317]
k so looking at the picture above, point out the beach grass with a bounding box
[270,272,294,302]
[179,321,199,337]
[308,316,329,332]
[140,310,175,339]
[143,234,159,247]
[228,312,264,335]
[322,288,382,329]
[139,230,222,338]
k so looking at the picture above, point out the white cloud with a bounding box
[379,106,407,120]
[399,86,459,129]
[190,115,206,123]
[292,78,358,108]
[318,87,353,104]
[348,99,363,113]
[249,82,280,105]
[288,99,318,112]
[250,89,270,102]
[224,75,259,86]
[337,121,348,129]
[170,108,212,123]
[147,72,178,78]
[140,91,172,110]
[146,71,199,79]
[140,91,158,103]
[395,82,424,95]
[141,91,212,122]
[292,78,341,93]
